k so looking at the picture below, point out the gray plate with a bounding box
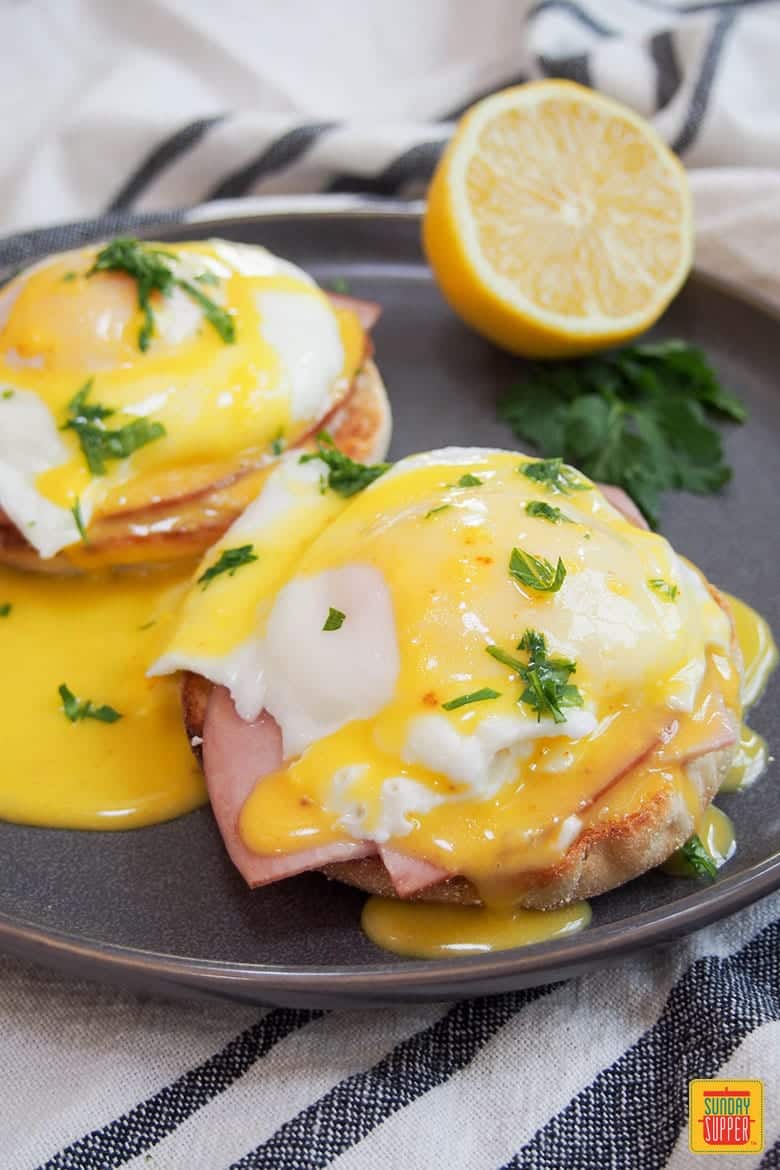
[0,198,777,1008]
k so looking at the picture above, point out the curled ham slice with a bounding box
[597,483,649,530]
[659,692,739,765]
[326,292,382,332]
[379,847,451,897]
[203,686,376,887]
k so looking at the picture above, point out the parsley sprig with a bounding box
[323,607,346,631]
[300,431,390,497]
[88,238,235,351]
[521,457,587,495]
[648,577,679,601]
[500,341,746,528]
[525,501,569,524]
[442,687,501,711]
[197,544,258,590]
[487,629,583,723]
[509,547,566,593]
[677,833,718,881]
[61,379,166,476]
[59,683,122,724]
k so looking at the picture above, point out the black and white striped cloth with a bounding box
[2,2,779,1167]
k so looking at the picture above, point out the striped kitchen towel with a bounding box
[1,2,779,1168]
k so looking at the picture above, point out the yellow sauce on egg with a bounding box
[0,240,365,559]
[361,896,591,959]
[0,563,204,829]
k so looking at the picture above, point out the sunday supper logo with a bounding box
[688,1080,763,1154]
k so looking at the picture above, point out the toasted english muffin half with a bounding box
[179,662,735,911]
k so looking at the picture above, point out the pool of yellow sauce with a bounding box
[361,897,591,959]
[0,563,204,829]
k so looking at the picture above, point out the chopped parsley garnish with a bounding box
[455,473,483,487]
[197,544,258,590]
[70,498,88,543]
[300,431,390,497]
[677,833,718,881]
[58,683,122,724]
[500,342,746,528]
[442,687,501,711]
[138,620,156,631]
[509,547,566,593]
[425,504,451,519]
[487,629,583,724]
[61,379,166,476]
[270,430,286,456]
[0,603,11,617]
[323,607,346,631]
[525,500,568,524]
[195,270,219,286]
[62,271,77,282]
[329,277,350,294]
[649,577,679,601]
[2,389,14,399]
[88,237,235,351]
[520,457,587,495]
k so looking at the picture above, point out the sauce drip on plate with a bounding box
[0,563,204,829]
[361,897,591,959]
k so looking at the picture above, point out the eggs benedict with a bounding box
[0,238,390,572]
[152,446,770,945]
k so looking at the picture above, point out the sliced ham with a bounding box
[326,293,382,332]
[658,691,739,765]
[202,685,376,887]
[597,483,649,530]
[379,847,451,897]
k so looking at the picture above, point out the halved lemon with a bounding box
[423,81,693,358]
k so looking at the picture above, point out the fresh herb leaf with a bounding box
[71,498,88,543]
[677,833,718,881]
[300,431,390,497]
[88,237,235,350]
[270,430,286,456]
[509,547,566,593]
[176,278,235,343]
[61,380,165,475]
[58,683,122,724]
[195,270,220,286]
[323,607,346,631]
[648,577,679,601]
[330,277,350,294]
[455,473,483,487]
[425,504,452,519]
[1,389,14,400]
[62,271,77,282]
[520,457,587,495]
[500,342,745,528]
[442,687,501,711]
[525,500,568,524]
[487,629,583,724]
[0,603,11,617]
[197,544,258,589]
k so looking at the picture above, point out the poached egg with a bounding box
[0,239,367,561]
[153,447,741,882]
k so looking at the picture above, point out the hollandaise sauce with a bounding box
[361,897,591,959]
[0,564,204,828]
[720,593,776,793]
